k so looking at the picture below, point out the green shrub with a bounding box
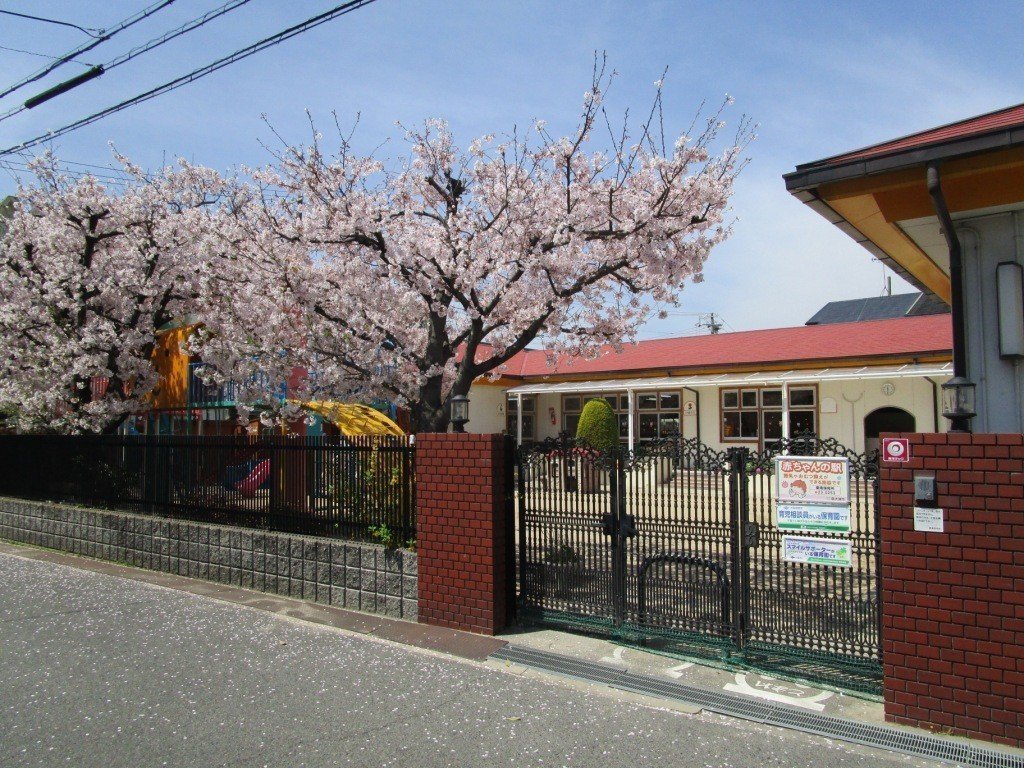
[575,399,618,451]
[543,542,579,564]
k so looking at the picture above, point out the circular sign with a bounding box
[881,382,896,397]
[882,437,910,462]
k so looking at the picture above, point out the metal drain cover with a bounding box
[491,644,1024,768]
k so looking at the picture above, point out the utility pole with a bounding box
[697,312,724,334]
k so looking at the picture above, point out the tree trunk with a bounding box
[411,357,447,433]
[411,399,449,433]
[410,371,476,434]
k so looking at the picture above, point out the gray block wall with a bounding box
[0,497,417,620]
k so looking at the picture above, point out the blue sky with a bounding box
[1,1,1020,335]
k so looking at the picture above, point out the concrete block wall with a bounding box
[880,432,1024,746]
[0,497,417,620]
[415,433,513,635]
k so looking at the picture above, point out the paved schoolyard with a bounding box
[0,548,938,768]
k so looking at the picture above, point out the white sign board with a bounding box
[782,536,853,568]
[776,457,850,506]
[777,503,851,533]
[913,507,945,533]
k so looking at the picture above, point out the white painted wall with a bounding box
[958,212,1024,433]
[471,376,946,453]
[464,384,507,434]
[816,377,944,452]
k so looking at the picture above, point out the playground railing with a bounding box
[0,434,416,544]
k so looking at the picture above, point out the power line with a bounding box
[0,9,104,37]
[0,0,176,103]
[0,159,137,186]
[0,44,94,68]
[0,0,382,157]
[0,0,254,124]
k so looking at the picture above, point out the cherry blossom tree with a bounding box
[198,62,752,431]
[0,155,225,433]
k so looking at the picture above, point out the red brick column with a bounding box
[415,433,512,635]
[880,431,1024,746]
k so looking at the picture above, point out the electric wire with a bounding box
[0,45,94,68]
[0,0,177,103]
[0,0,381,157]
[0,159,138,187]
[0,0,255,124]
[0,9,104,37]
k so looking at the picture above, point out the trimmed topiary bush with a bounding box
[575,399,619,451]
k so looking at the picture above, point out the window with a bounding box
[562,389,683,442]
[787,387,816,439]
[721,386,761,441]
[563,392,629,442]
[790,387,815,407]
[720,385,817,444]
[506,395,536,441]
[637,393,658,410]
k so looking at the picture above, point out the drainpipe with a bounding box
[927,162,972,432]
[682,386,700,441]
[926,377,941,432]
[627,389,636,451]
[515,392,523,446]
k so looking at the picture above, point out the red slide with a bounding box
[234,459,270,496]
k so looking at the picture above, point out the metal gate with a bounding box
[514,435,881,685]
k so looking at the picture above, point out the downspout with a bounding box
[927,162,971,432]
[682,386,700,441]
[926,377,941,432]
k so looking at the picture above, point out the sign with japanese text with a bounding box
[775,456,850,506]
[913,507,945,533]
[777,503,851,533]
[782,536,853,568]
[882,437,910,463]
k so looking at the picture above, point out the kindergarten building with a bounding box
[467,296,952,453]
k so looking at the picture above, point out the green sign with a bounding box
[777,503,851,533]
[782,536,852,568]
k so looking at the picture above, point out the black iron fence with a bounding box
[0,434,415,544]
[515,434,882,692]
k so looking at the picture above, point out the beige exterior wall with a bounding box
[470,374,946,453]
[463,384,507,435]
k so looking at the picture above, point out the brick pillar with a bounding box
[880,431,1024,747]
[416,433,512,635]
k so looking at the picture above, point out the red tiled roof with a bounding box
[820,102,1024,166]
[499,314,951,379]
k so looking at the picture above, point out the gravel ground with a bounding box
[0,551,940,768]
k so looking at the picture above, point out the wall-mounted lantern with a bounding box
[941,376,976,432]
[996,261,1024,359]
[451,394,470,433]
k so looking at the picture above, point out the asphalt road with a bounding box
[0,551,938,768]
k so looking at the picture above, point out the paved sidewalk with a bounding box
[0,542,940,768]
[498,625,885,723]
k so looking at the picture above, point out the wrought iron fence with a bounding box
[0,434,415,543]
[514,433,883,692]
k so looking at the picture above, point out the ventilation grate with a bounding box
[491,644,1024,768]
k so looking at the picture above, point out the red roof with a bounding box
[500,314,951,379]
[820,102,1024,166]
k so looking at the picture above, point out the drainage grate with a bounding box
[491,644,1024,768]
